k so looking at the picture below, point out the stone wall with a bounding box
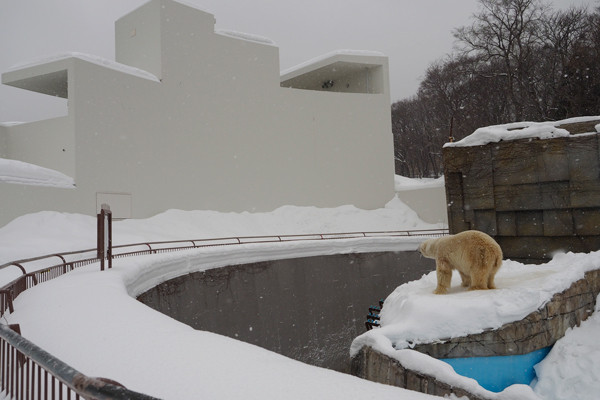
[351,268,600,398]
[351,346,490,400]
[413,269,600,358]
[443,123,600,263]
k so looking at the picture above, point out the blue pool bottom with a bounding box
[441,347,552,392]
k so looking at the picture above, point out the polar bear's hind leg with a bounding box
[434,259,452,294]
[468,269,490,291]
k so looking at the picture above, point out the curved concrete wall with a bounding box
[137,251,435,372]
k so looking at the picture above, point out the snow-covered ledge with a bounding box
[444,116,600,148]
[0,158,75,188]
[350,251,600,399]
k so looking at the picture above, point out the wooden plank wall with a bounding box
[442,133,600,264]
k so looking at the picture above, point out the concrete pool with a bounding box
[137,250,435,372]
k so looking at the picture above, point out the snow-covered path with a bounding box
[4,238,440,400]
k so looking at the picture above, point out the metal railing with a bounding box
[0,323,159,400]
[0,228,448,319]
[0,228,447,399]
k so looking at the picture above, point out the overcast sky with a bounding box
[0,0,595,123]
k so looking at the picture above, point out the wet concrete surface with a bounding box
[137,251,434,372]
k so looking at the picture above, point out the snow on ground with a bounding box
[0,195,440,266]
[1,192,599,400]
[0,195,443,400]
[5,241,439,400]
[534,300,600,399]
[444,116,600,148]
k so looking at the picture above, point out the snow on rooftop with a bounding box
[6,52,160,82]
[0,158,74,188]
[216,29,276,46]
[445,116,600,148]
[0,121,24,127]
[394,175,444,191]
[281,49,386,77]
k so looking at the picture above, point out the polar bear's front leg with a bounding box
[459,271,471,287]
[434,259,452,294]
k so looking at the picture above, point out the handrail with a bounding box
[0,228,447,399]
[0,228,448,274]
[0,323,160,399]
[0,228,448,318]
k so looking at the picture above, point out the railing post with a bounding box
[0,290,14,314]
[97,204,113,271]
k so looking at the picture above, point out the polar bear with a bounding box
[419,230,503,295]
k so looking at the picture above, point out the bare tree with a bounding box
[454,0,548,120]
[539,6,592,118]
[392,0,600,178]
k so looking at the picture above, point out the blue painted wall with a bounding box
[441,347,552,392]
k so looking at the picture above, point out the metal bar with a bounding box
[10,262,26,275]
[0,249,97,272]
[1,337,5,393]
[0,324,160,399]
[24,355,30,400]
[10,345,15,398]
[0,290,14,314]
[45,368,48,400]
[38,365,42,400]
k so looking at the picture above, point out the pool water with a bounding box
[441,347,552,392]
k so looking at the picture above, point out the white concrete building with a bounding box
[0,0,395,227]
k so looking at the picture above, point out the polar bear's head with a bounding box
[418,238,436,258]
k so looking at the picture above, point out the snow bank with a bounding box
[445,116,600,148]
[533,297,600,400]
[0,158,75,188]
[0,196,440,266]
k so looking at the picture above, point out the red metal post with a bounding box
[97,204,113,271]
